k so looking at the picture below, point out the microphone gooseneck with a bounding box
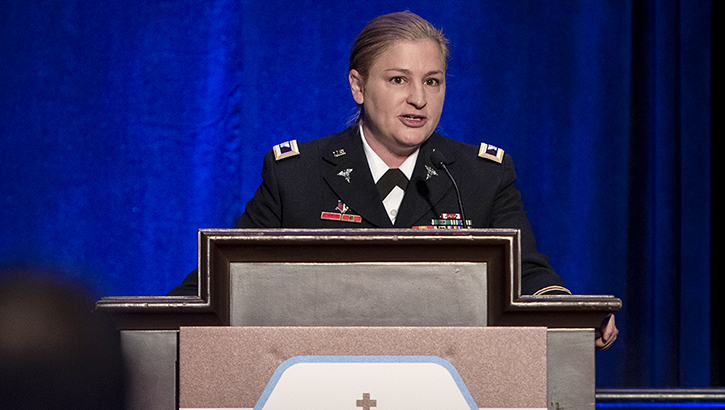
[430,150,468,228]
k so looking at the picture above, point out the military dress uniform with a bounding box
[168,126,569,296]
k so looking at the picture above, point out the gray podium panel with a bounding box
[121,330,178,410]
[230,262,487,326]
[547,329,596,410]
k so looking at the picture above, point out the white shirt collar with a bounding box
[359,123,419,183]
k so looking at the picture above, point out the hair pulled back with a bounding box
[349,11,450,82]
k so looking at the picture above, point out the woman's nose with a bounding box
[406,84,426,109]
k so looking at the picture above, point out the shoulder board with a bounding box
[273,140,300,161]
[478,142,504,163]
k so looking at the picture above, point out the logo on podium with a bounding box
[253,355,479,410]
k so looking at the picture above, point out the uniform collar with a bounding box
[359,123,419,183]
[318,127,455,228]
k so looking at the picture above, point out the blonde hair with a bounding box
[349,11,450,82]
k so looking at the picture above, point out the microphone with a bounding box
[430,150,468,228]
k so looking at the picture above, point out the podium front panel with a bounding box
[178,326,547,410]
[230,262,487,326]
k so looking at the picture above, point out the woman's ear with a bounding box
[349,69,365,105]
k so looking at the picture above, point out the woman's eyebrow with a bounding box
[383,68,444,76]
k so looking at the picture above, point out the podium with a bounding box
[96,229,621,410]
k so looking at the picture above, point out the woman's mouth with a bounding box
[399,115,427,127]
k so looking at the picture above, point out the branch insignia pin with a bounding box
[337,168,353,183]
[425,164,439,180]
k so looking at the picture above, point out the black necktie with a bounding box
[376,168,409,200]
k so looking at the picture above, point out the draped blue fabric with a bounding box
[0,0,712,388]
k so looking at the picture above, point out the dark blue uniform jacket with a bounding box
[169,126,567,296]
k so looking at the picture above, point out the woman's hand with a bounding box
[595,313,618,350]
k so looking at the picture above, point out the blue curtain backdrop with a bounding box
[0,0,712,388]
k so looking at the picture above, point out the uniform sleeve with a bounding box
[491,155,570,295]
[165,269,199,296]
[236,150,283,228]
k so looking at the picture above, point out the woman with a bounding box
[171,11,617,349]
[236,11,566,294]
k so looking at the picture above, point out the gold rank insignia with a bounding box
[273,140,300,161]
[478,143,504,164]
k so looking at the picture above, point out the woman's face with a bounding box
[349,39,446,163]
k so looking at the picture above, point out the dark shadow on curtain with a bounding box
[710,0,721,388]
[625,0,711,387]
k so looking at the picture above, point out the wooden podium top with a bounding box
[96,229,621,330]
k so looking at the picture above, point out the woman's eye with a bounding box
[390,76,404,84]
[425,78,440,86]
